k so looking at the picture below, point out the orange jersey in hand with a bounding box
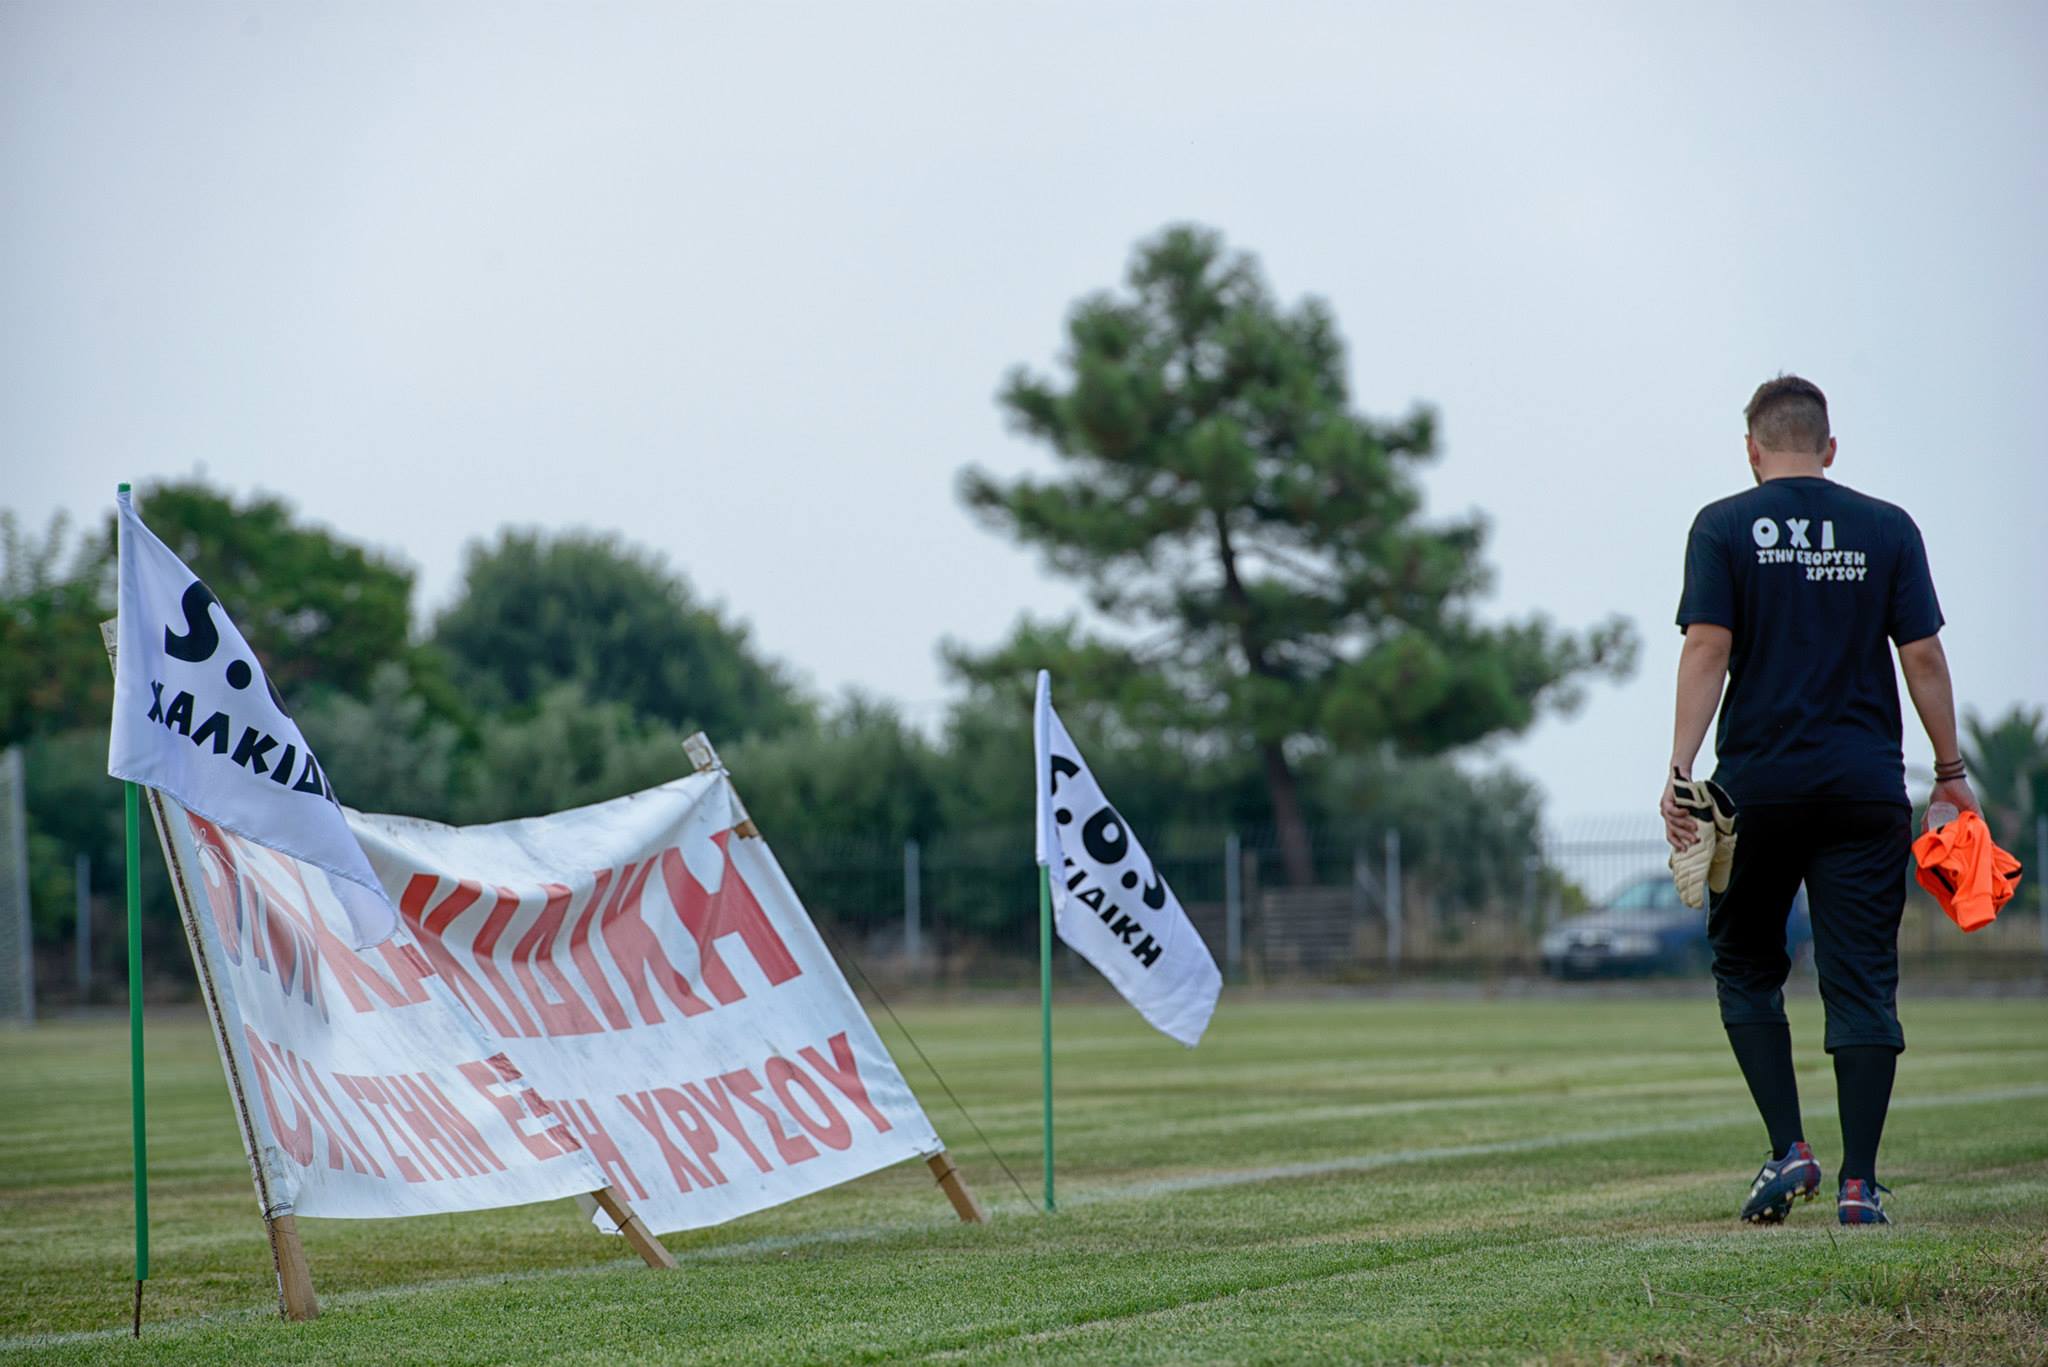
[1912,810,2024,933]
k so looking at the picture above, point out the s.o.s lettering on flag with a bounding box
[1046,755,1170,970]
[1035,672,1221,1047]
[110,489,398,947]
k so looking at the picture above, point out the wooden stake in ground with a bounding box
[926,1150,987,1224]
[591,1186,679,1269]
[267,1214,319,1321]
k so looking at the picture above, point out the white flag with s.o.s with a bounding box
[106,488,398,948]
[1034,671,1220,1046]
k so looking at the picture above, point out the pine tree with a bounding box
[957,225,1635,885]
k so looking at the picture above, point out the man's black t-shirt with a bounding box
[1677,476,1942,808]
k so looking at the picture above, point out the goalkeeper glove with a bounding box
[1668,772,1738,909]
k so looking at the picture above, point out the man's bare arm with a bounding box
[1661,624,1732,848]
[1897,634,1979,816]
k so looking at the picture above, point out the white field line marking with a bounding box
[7,1081,2045,1351]
[1062,1078,1757,1141]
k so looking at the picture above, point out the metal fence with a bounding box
[0,748,32,1023]
[773,814,2048,987]
[21,807,2048,1004]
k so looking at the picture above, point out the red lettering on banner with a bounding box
[337,1075,435,1182]
[457,1059,580,1162]
[190,819,322,1019]
[325,936,432,1013]
[372,1075,447,1179]
[390,841,805,1038]
[566,867,630,1030]
[474,889,539,1038]
[798,1032,894,1135]
[243,1029,389,1175]
[382,1077,457,1178]
[385,1074,497,1178]
[190,818,247,964]
[602,860,712,1026]
[261,895,306,1004]
[661,835,801,1006]
[334,1074,414,1181]
[241,1025,314,1166]
[513,1079,581,1158]
[556,1097,646,1200]
[275,917,323,1013]
[510,882,601,1037]
[682,1080,774,1174]
[398,941,437,983]
[528,1097,580,1156]
[619,1090,713,1192]
[225,859,327,1020]
[718,1067,817,1165]
[653,1087,726,1184]
[407,1074,508,1175]
[400,877,523,1036]
[766,1056,851,1151]
[282,1048,381,1175]
[296,1057,386,1177]
[244,1026,559,1185]
[204,822,423,1022]
[560,1029,913,1207]
[260,850,429,1015]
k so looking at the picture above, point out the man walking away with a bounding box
[1661,375,1977,1226]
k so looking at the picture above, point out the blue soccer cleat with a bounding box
[1739,1140,1822,1223]
[1837,1178,1892,1225]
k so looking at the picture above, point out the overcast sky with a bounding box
[5,1,2044,825]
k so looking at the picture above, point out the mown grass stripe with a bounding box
[6,1079,2042,1354]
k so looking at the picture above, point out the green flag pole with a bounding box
[125,779,148,1333]
[118,481,148,1336]
[1039,862,1054,1213]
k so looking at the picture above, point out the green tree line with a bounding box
[1,476,1584,951]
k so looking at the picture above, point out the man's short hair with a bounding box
[1745,375,1830,453]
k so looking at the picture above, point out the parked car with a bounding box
[1540,871,1811,979]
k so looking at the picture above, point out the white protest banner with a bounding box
[110,490,396,948]
[150,792,611,1221]
[348,768,947,1236]
[1035,672,1221,1047]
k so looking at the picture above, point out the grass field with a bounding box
[3,992,2045,1365]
